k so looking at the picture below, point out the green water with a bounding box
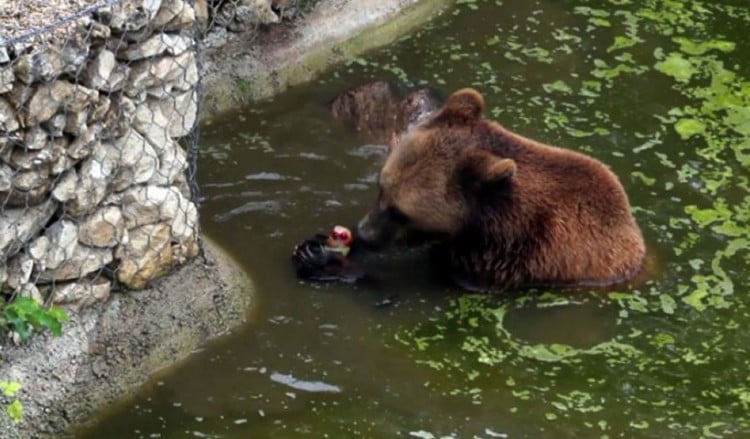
[77,0,750,437]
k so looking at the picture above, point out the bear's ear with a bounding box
[462,150,516,187]
[478,156,516,183]
[433,88,485,124]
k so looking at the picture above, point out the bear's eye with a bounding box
[386,206,410,225]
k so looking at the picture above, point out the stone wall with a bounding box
[0,0,201,309]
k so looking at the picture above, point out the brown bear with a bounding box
[355,88,646,291]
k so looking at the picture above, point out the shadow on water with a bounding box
[77,0,750,437]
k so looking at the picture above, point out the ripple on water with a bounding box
[213,200,283,222]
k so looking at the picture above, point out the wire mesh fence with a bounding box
[0,0,203,310]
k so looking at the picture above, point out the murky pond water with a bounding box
[77,0,750,437]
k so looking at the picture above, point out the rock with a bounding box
[0,199,57,260]
[14,50,64,84]
[51,170,77,203]
[100,95,136,140]
[26,81,99,126]
[14,168,50,191]
[116,185,198,243]
[62,146,117,217]
[8,138,67,171]
[149,139,187,186]
[67,124,103,160]
[114,223,172,289]
[23,126,50,150]
[117,33,192,61]
[37,245,113,283]
[127,50,197,95]
[158,89,197,137]
[218,0,280,32]
[0,46,8,64]
[0,162,12,191]
[40,220,80,271]
[49,278,112,310]
[154,0,198,32]
[79,206,125,248]
[7,81,33,110]
[0,66,14,94]
[133,99,171,150]
[36,220,114,282]
[6,254,34,290]
[96,0,161,35]
[88,95,112,123]
[28,236,50,266]
[82,49,117,91]
[17,283,44,305]
[43,114,67,137]
[110,130,159,191]
[0,97,19,132]
[64,108,89,137]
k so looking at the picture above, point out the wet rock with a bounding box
[117,33,192,61]
[79,206,125,248]
[114,223,172,289]
[49,278,112,310]
[0,201,57,260]
[0,97,19,132]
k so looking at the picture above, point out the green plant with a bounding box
[0,297,69,423]
[0,297,69,343]
[0,381,22,422]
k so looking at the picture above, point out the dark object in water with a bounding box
[291,233,365,283]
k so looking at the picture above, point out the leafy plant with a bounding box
[0,297,69,344]
[0,297,69,423]
[0,381,23,422]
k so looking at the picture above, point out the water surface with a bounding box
[78,1,750,437]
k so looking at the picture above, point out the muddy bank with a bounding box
[0,238,253,439]
[200,0,453,117]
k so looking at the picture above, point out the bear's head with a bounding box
[356,88,516,247]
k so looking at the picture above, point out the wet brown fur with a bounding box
[364,88,646,291]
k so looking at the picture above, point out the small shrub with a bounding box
[0,297,69,343]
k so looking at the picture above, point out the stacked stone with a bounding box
[0,0,200,310]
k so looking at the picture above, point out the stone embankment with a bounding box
[1,0,200,307]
